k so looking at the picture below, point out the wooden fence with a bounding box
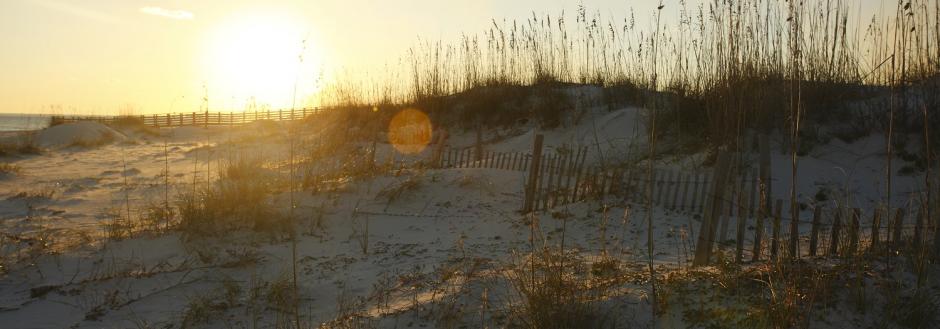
[437,143,731,214]
[455,134,937,266]
[51,108,321,128]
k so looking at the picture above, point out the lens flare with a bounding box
[388,109,432,154]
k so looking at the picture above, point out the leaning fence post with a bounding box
[571,148,588,202]
[809,206,822,256]
[829,208,843,256]
[693,151,732,266]
[543,156,557,210]
[522,135,544,213]
[535,155,548,210]
[431,130,448,168]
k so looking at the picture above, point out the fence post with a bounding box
[474,123,483,161]
[543,156,557,209]
[748,169,759,218]
[571,148,588,202]
[809,206,822,256]
[892,208,905,249]
[522,135,544,213]
[870,207,883,251]
[431,130,448,168]
[829,208,843,256]
[693,151,732,266]
[788,198,800,259]
[735,196,747,263]
[914,205,925,252]
[771,199,782,261]
[752,199,766,262]
[759,134,772,205]
[610,169,623,196]
[536,155,549,209]
[718,191,732,245]
[563,148,580,204]
[847,208,860,257]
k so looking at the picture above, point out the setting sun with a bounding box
[1,1,938,328]
[203,11,316,109]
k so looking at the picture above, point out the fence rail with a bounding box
[52,108,322,128]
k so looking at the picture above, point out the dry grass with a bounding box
[0,163,21,176]
[377,174,423,204]
[66,132,117,148]
[504,249,612,329]
[657,251,939,328]
[177,155,288,238]
[0,137,42,156]
[308,1,939,157]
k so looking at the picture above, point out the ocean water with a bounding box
[0,113,51,132]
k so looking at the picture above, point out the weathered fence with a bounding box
[436,140,730,215]
[51,108,321,128]
[472,134,937,266]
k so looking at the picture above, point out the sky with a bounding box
[0,0,891,115]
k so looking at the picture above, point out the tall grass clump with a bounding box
[309,0,939,158]
[177,155,287,237]
[505,248,609,329]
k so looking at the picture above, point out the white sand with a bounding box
[0,96,933,328]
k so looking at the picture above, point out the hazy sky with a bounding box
[0,0,890,114]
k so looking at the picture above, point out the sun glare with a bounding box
[388,109,433,154]
[203,12,313,109]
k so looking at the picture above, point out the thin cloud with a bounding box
[28,0,119,23]
[140,7,194,20]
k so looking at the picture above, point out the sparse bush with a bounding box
[67,131,116,148]
[266,273,296,314]
[177,156,287,238]
[180,293,228,328]
[0,135,42,156]
[505,249,609,329]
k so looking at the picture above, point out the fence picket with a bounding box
[809,206,822,256]
[830,208,843,256]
